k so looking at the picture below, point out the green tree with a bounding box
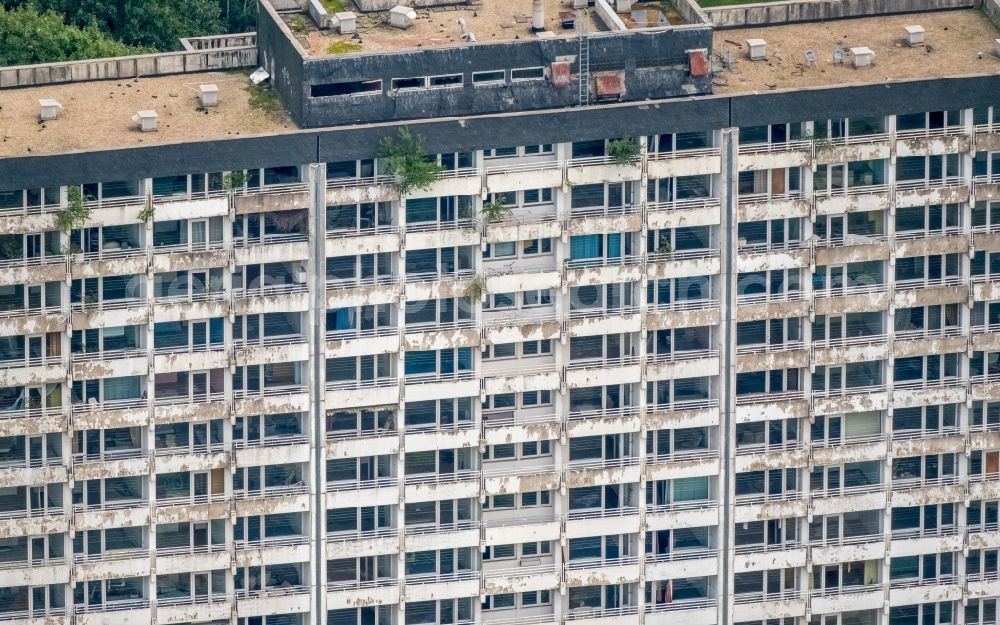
[0,5,141,66]
[3,0,225,51]
[220,0,258,34]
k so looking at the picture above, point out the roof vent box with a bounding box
[904,25,925,46]
[336,12,357,34]
[199,84,219,108]
[389,6,416,29]
[39,99,63,121]
[851,46,875,68]
[746,38,766,60]
[132,110,158,132]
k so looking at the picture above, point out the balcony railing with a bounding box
[72,397,146,414]
[326,476,396,492]
[891,474,958,490]
[566,605,639,621]
[565,554,639,570]
[327,526,397,542]
[74,599,149,615]
[564,505,639,522]
[733,588,801,604]
[564,255,640,271]
[734,490,802,506]
[733,540,802,556]
[738,139,812,154]
[404,468,479,486]
[644,547,717,563]
[645,598,716,613]
[405,569,479,585]
[72,448,145,464]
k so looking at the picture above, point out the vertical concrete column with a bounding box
[719,127,739,625]
[554,141,570,622]
[635,134,650,624]
[142,177,159,616]
[222,180,236,591]
[58,184,74,583]
[395,191,408,625]
[308,162,328,625]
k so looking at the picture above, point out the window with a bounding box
[521,491,551,507]
[522,340,552,355]
[482,593,516,610]
[512,67,544,81]
[312,80,382,97]
[484,292,516,309]
[483,544,516,560]
[482,343,516,360]
[473,70,505,84]
[522,390,552,406]
[391,77,426,91]
[483,494,516,509]
[523,188,554,204]
[429,74,463,88]
[523,289,552,306]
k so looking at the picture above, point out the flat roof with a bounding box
[713,10,1000,94]
[292,0,684,56]
[0,71,295,157]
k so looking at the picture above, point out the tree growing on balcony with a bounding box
[223,170,247,193]
[379,127,441,196]
[607,136,641,166]
[57,187,91,233]
[138,197,156,223]
[463,275,487,302]
[480,194,512,224]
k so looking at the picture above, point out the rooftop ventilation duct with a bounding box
[132,110,158,132]
[199,84,219,108]
[39,99,63,121]
[532,0,545,32]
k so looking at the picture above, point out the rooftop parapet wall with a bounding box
[353,0,470,10]
[0,35,257,89]
[705,0,978,28]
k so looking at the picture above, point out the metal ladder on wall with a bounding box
[577,11,590,106]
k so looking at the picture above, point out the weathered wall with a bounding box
[672,0,712,25]
[0,39,256,89]
[985,0,1000,29]
[258,0,308,124]
[706,0,978,27]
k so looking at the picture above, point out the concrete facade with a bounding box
[2,3,1000,625]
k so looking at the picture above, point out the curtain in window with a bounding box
[570,235,601,260]
[103,376,140,400]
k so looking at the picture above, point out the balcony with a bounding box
[565,555,640,587]
[565,605,639,624]
[563,256,642,289]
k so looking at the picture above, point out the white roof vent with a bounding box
[132,110,158,132]
[746,38,767,60]
[39,99,63,121]
[850,46,875,68]
[389,6,416,29]
[249,67,270,85]
[199,84,219,108]
[336,11,357,34]
[904,25,925,46]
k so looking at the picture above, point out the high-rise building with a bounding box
[2,2,1000,625]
